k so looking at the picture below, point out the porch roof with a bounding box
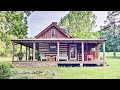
[12,38,106,42]
[11,38,106,49]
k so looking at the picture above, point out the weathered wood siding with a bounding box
[84,43,99,61]
[77,43,99,61]
[77,43,82,61]
[39,42,99,61]
[39,43,68,57]
[38,26,68,38]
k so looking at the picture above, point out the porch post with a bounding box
[28,47,30,60]
[12,41,15,61]
[98,45,100,60]
[20,44,22,52]
[57,42,59,61]
[82,42,84,61]
[26,46,27,61]
[103,42,106,66]
[32,48,33,60]
[33,41,36,61]
[81,42,84,67]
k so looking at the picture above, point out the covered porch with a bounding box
[11,38,106,67]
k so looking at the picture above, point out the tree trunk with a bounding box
[113,48,116,58]
[113,20,116,58]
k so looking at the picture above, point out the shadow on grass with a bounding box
[58,64,103,67]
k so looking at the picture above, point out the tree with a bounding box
[0,11,32,39]
[58,11,98,39]
[0,11,32,56]
[100,11,120,58]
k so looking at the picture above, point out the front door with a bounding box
[70,44,77,60]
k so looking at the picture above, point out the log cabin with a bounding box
[11,22,106,67]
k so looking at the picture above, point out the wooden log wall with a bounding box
[84,43,99,61]
[77,43,82,61]
[38,26,68,38]
[39,43,68,57]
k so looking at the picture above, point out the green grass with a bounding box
[0,52,120,79]
[100,52,120,59]
[0,57,12,67]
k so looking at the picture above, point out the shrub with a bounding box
[0,61,12,68]
[0,64,12,79]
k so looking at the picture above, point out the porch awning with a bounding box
[11,38,106,48]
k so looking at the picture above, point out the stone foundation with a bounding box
[12,61,58,68]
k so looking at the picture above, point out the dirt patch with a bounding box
[11,70,59,79]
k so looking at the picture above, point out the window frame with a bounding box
[51,29,55,38]
[49,43,57,52]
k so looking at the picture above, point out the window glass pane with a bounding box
[49,43,57,52]
[52,34,55,37]
[51,29,55,37]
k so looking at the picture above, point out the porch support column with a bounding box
[26,46,28,61]
[33,41,36,61]
[32,48,33,60]
[12,41,15,61]
[81,42,84,67]
[82,42,84,61]
[57,42,59,61]
[20,44,22,53]
[37,43,39,61]
[103,42,106,66]
[28,47,30,60]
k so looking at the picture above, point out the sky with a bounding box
[27,11,108,37]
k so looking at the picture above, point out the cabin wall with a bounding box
[38,26,68,38]
[39,42,99,61]
[84,43,99,61]
[39,42,68,57]
[77,43,82,61]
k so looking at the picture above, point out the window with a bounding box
[49,43,57,52]
[51,29,55,38]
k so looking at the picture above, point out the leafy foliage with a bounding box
[59,11,98,39]
[0,11,32,56]
[0,11,32,39]
[100,11,120,58]
[0,64,12,79]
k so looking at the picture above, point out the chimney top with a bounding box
[52,22,57,24]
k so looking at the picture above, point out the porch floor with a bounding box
[12,61,105,65]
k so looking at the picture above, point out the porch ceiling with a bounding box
[11,38,106,48]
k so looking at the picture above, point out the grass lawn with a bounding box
[0,52,120,79]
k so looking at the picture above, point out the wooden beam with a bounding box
[29,47,30,60]
[82,42,84,62]
[103,42,105,66]
[57,42,59,61]
[98,45,100,60]
[12,42,15,61]
[32,48,33,60]
[26,46,27,61]
[33,41,36,61]
[20,44,22,52]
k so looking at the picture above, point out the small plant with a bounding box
[0,64,12,79]
[17,52,24,61]
[29,55,33,60]
[35,51,40,61]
